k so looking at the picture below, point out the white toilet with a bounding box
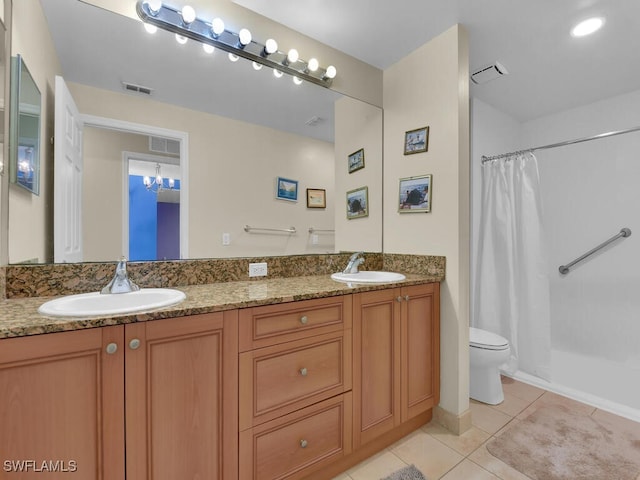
[469,327,511,405]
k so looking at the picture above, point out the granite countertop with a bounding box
[0,273,442,339]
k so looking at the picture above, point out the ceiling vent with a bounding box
[122,81,153,95]
[470,62,509,84]
[149,136,180,156]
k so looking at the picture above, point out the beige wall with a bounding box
[70,82,335,259]
[383,25,470,418]
[7,0,61,263]
[334,96,383,253]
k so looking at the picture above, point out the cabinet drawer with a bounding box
[239,296,352,351]
[240,331,351,429]
[239,393,352,480]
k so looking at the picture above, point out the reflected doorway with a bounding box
[126,154,180,261]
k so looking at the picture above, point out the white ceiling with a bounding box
[235,0,640,122]
[40,0,640,142]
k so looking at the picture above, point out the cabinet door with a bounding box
[125,311,238,480]
[0,326,125,479]
[401,283,440,422]
[353,289,401,448]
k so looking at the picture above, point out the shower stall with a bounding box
[471,92,640,422]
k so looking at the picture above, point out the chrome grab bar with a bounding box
[308,227,335,234]
[244,225,296,234]
[559,228,631,275]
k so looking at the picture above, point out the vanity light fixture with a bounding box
[137,0,337,87]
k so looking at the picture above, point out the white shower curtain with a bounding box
[474,152,551,380]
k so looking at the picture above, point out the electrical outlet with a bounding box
[249,262,268,277]
[311,234,319,245]
[222,233,230,246]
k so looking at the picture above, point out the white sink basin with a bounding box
[38,288,186,317]
[331,271,406,284]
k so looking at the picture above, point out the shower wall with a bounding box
[471,88,640,415]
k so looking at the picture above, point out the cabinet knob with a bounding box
[396,296,403,302]
[129,338,141,350]
[300,315,308,325]
[299,439,308,448]
[105,343,118,355]
[299,367,308,377]
[404,295,410,301]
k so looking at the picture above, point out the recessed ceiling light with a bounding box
[571,17,604,37]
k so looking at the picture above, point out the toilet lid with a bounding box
[470,327,509,350]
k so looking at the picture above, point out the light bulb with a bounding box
[238,28,252,46]
[211,18,225,37]
[168,178,175,188]
[287,48,299,63]
[143,176,151,187]
[273,69,283,78]
[264,38,278,55]
[228,53,239,62]
[145,0,162,15]
[175,34,188,45]
[307,58,319,72]
[181,5,196,24]
[202,43,215,54]
[155,174,163,185]
[252,61,263,71]
[293,76,303,85]
[144,23,157,34]
[324,65,337,79]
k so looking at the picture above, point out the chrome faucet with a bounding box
[101,257,140,294]
[343,252,365,274]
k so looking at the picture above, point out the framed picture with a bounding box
[346,186,369,219]
[404,126,429,155]
[399,174,432,213]
[348,148,365,173]
[276,176,298,202]
[306,188,326,208]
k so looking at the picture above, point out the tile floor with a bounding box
[332,376,640,480]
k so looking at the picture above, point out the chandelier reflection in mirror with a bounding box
[136,1,337,87]
[143,163,177,193]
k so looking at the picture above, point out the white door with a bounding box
[54,76,84,263]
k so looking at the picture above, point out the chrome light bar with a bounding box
[136,1,336,88]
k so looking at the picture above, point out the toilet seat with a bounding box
[470,327,509,351]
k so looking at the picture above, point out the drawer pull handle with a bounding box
[300,315,308,325]
[300,439,308,448]
[129,338,141,350]
[299,367,308,377]
[105,343,118,355]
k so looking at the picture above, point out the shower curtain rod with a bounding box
[481,125,640,163]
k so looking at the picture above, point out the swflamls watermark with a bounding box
[3,460,78,473]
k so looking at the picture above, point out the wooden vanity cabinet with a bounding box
[353,283,440,449]
[238,296,353,480]
[0,311,238,480]
[0,326,125,479]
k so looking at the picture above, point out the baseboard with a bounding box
[433,405,472,435]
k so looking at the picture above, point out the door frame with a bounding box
[80,114,189,260]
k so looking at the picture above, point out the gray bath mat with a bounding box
[487,404,640,479]
[381,465,427,480]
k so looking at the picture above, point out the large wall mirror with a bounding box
[7,0,382,264]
